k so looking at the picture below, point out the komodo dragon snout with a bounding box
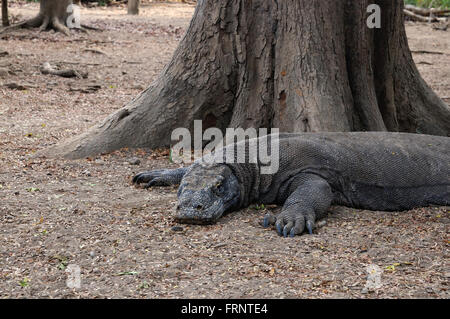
[175,164,241,224]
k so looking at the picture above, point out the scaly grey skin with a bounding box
[133,132,450,237]
[133,164,241,224]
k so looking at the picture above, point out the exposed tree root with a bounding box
[39,16,50,32]
[52,16,70,36]
[0,14,71,35]
[0,20,101,36]
[0,15,42,34]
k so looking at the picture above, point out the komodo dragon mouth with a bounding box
[175,196,240,225]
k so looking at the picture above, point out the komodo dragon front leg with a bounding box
[132,167,188,188]
[264,173,333,237]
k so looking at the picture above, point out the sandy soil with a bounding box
[0,2,449,298]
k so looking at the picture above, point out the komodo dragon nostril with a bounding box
[196,204,203,210]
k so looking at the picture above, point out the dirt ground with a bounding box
[0,2,449,299]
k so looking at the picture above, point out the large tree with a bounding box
[128,0,140,15]
[2,0,73,35]
[49,0,450,159]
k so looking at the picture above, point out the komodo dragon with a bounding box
[132,132,450,237]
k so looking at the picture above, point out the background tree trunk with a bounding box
[2,0,72,35]
[128,0,140,15]
[2,0,9,27]
[48,0,450,159]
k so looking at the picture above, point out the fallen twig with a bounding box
[68,84,101,93]
[57,61,101,66]
[411,50,444,55]
[403,9,448,22]
[123,60,143,64]
[83,48,108,55]
[40,62,87,79]
[80,24,102,31]
[3,82,36,90]
[404,4,450,17]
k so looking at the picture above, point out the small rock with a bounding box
[132,84,144,90]
[82,169,91,176]
[128,158,141,165]
[4,82,27,90]
[171,226,184,232]
[316,220,327,228]
[0,68,8,78]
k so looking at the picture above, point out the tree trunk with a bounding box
[48,0,450,159]
[2,0,9,27]
[3,0,73,35]
[128,0,140,15]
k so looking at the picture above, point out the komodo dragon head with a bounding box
[175,163,241,224]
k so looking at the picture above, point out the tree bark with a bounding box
[128,0,140,15]
[1,0,73,35]
[2,0,9,27]
[48,0,450,159]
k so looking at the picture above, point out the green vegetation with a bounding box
[405,0,450,9]
[19,277,30,288]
